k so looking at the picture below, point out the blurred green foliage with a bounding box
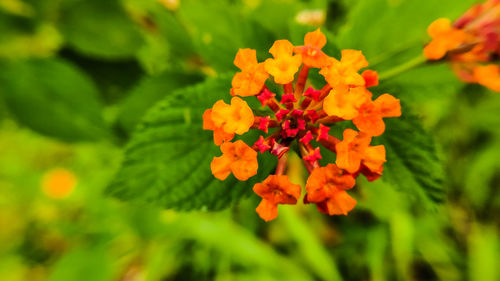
[0,0,499,281]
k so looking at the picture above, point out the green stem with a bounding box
[370,40,421,66]
[378,54,427,81]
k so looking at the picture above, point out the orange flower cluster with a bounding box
[424,0,500,91]
[203,29,401,221]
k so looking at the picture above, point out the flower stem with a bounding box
[275,152,289,175]
[378,54,427,81]
[294,65,309,100]
[284,83,293,96]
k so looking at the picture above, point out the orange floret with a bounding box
[335,129,386,177]
[314,190,357,216]
[304,164,357,215]
[473,64,500,92]
[323,86,372,119]
[203,109,235,145]
[41,168,77,199]
[353,94,401,136]
[319,49,368,88]
[264,40,303,84]
[231,48,269,96]
[294,28,330,68]
[211,140,258,181]
[423,18,467,60]
[210,97,255,135]
[253,174,301,221]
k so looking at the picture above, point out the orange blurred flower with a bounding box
[474,64,500,91]
[424,0,500,91]
[41,168,77,199]
[423,18,466,60]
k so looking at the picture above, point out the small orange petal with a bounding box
[335,129,372,173]
[212,140,258,181]
[374,94,401,118]
[265,54,302,84]
[231,56,268,97]
[256,199,278,221]
[305,164,356,203]
[323,190,357,215]
[474,64,500,92]
[211,97,254,135]
[362,145,386,173]
[269,40,295,57]
[213,128,234,146]
[304,28,327,49]
[423,40,449,60]
[427,18,452,38]
[253,175,301,205]
[202,109,216,130]
[323,87,371,119]
[340,49,368,71]
[210,155,232,180]
[353,102,386,136]
[230,143,258,181]
[234,48,258,71]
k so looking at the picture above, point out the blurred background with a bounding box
[0,0,499,280]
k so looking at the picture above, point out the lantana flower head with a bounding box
[424,0,500,91]
[204,29,401,221]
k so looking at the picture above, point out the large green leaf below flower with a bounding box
[106,75,276,211]
[376,103,446,207]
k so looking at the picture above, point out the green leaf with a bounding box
[107,75,276,211]
[178,0,274,72]
[249,0,303,38]
[49,246,112,281]
[0,58,110,142]
[117,70,203,133]
[59,0,143,59]
[378,64,464,127]
[125,0,197,73]
[378,105,445,206]
[464,141,500,208]
[150,4,196,60]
